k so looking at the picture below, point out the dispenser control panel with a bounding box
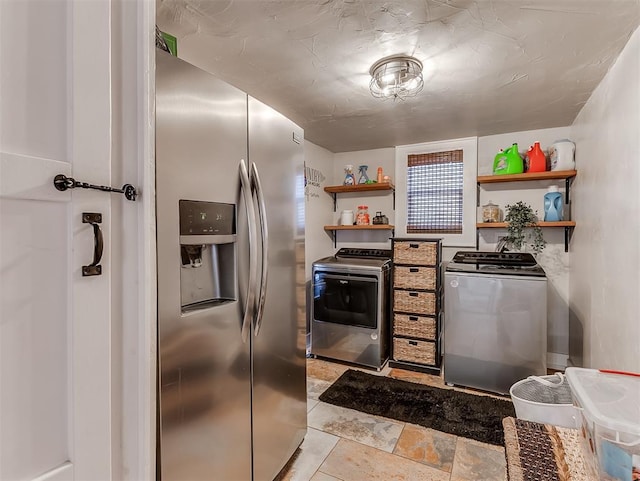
[179,200,235,235]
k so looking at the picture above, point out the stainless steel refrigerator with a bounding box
[155,50,307,481]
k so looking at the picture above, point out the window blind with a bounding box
[407,149,463,234]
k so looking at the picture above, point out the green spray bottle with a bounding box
[493,143,524,175]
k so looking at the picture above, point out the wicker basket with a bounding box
[394,266,436,290]
[393,241,437,266]
[393,338,436,365]
[393,314,436,340]
[393,290,436,316]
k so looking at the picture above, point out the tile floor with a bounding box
[278,358,508,481]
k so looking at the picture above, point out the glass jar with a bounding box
[356,205,370,225]
[482,201,501,223]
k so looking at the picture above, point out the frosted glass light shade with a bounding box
[369,55,424,100]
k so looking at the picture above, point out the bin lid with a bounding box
[566,367,640,435]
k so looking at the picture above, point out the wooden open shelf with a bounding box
[325,182,396,212]
[477,170,576,184]
[476,221,576,252]
[324,224,395,247]
[324,224,395,231]
[324,182,394,193]
[476,221,576,228]
[477,170,577,251]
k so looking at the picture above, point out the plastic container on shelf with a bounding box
[343,164,355,185]
[493,143,524,175]
[510,373,579,428]
[549,139,576,171]
[565,367,640,481]
[340,210,354,225]
[544,186,563,221]
[357,165,370,184]
[526,141,547,173]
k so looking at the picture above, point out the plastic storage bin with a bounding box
[566,367,640,481]
[510,373,579,428]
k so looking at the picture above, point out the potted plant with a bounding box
[504,201,547,254]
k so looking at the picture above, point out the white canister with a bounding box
[340,210,354,225]
[549,139,575,171]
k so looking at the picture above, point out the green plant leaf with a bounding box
[504,201,547,255]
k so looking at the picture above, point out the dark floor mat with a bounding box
[318,369,515,446]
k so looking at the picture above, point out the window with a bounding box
[407,150,463,234]
[395,137,477,246]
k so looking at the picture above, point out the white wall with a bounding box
[478,127,572,365]
[569,27,640,372]
[304,141,335,277]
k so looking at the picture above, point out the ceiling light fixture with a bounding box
[369,55,424,100]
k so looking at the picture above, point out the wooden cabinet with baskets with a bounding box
[390,238,442,374]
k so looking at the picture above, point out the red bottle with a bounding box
[527,141,546,173]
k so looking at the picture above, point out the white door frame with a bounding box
[118,0,157,478]
[110,0,156,479]
[76,0,157,477]
[85,0,157,481]
[75,0,158,477]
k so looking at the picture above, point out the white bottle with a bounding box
[549,139,575,171]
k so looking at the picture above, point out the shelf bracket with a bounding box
[564,226,571,252]
[332,193,337,212]
[476,182,480,207]
[332,230,337,248]
[476,228,480,250]
[565,178,571,204]
[392,189,396,210]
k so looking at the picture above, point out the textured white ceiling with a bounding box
[157,0,640,152]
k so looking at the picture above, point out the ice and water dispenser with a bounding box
[179,200,236,313]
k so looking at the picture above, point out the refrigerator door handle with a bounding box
[250,162,269,336]
[240,159,258,343]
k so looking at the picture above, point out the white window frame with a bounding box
[395,137,478,247]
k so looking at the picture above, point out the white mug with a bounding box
[340,210,354,225]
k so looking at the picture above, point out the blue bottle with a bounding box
[544,186,563,221]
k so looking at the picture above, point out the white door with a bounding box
[1,1,114,479]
